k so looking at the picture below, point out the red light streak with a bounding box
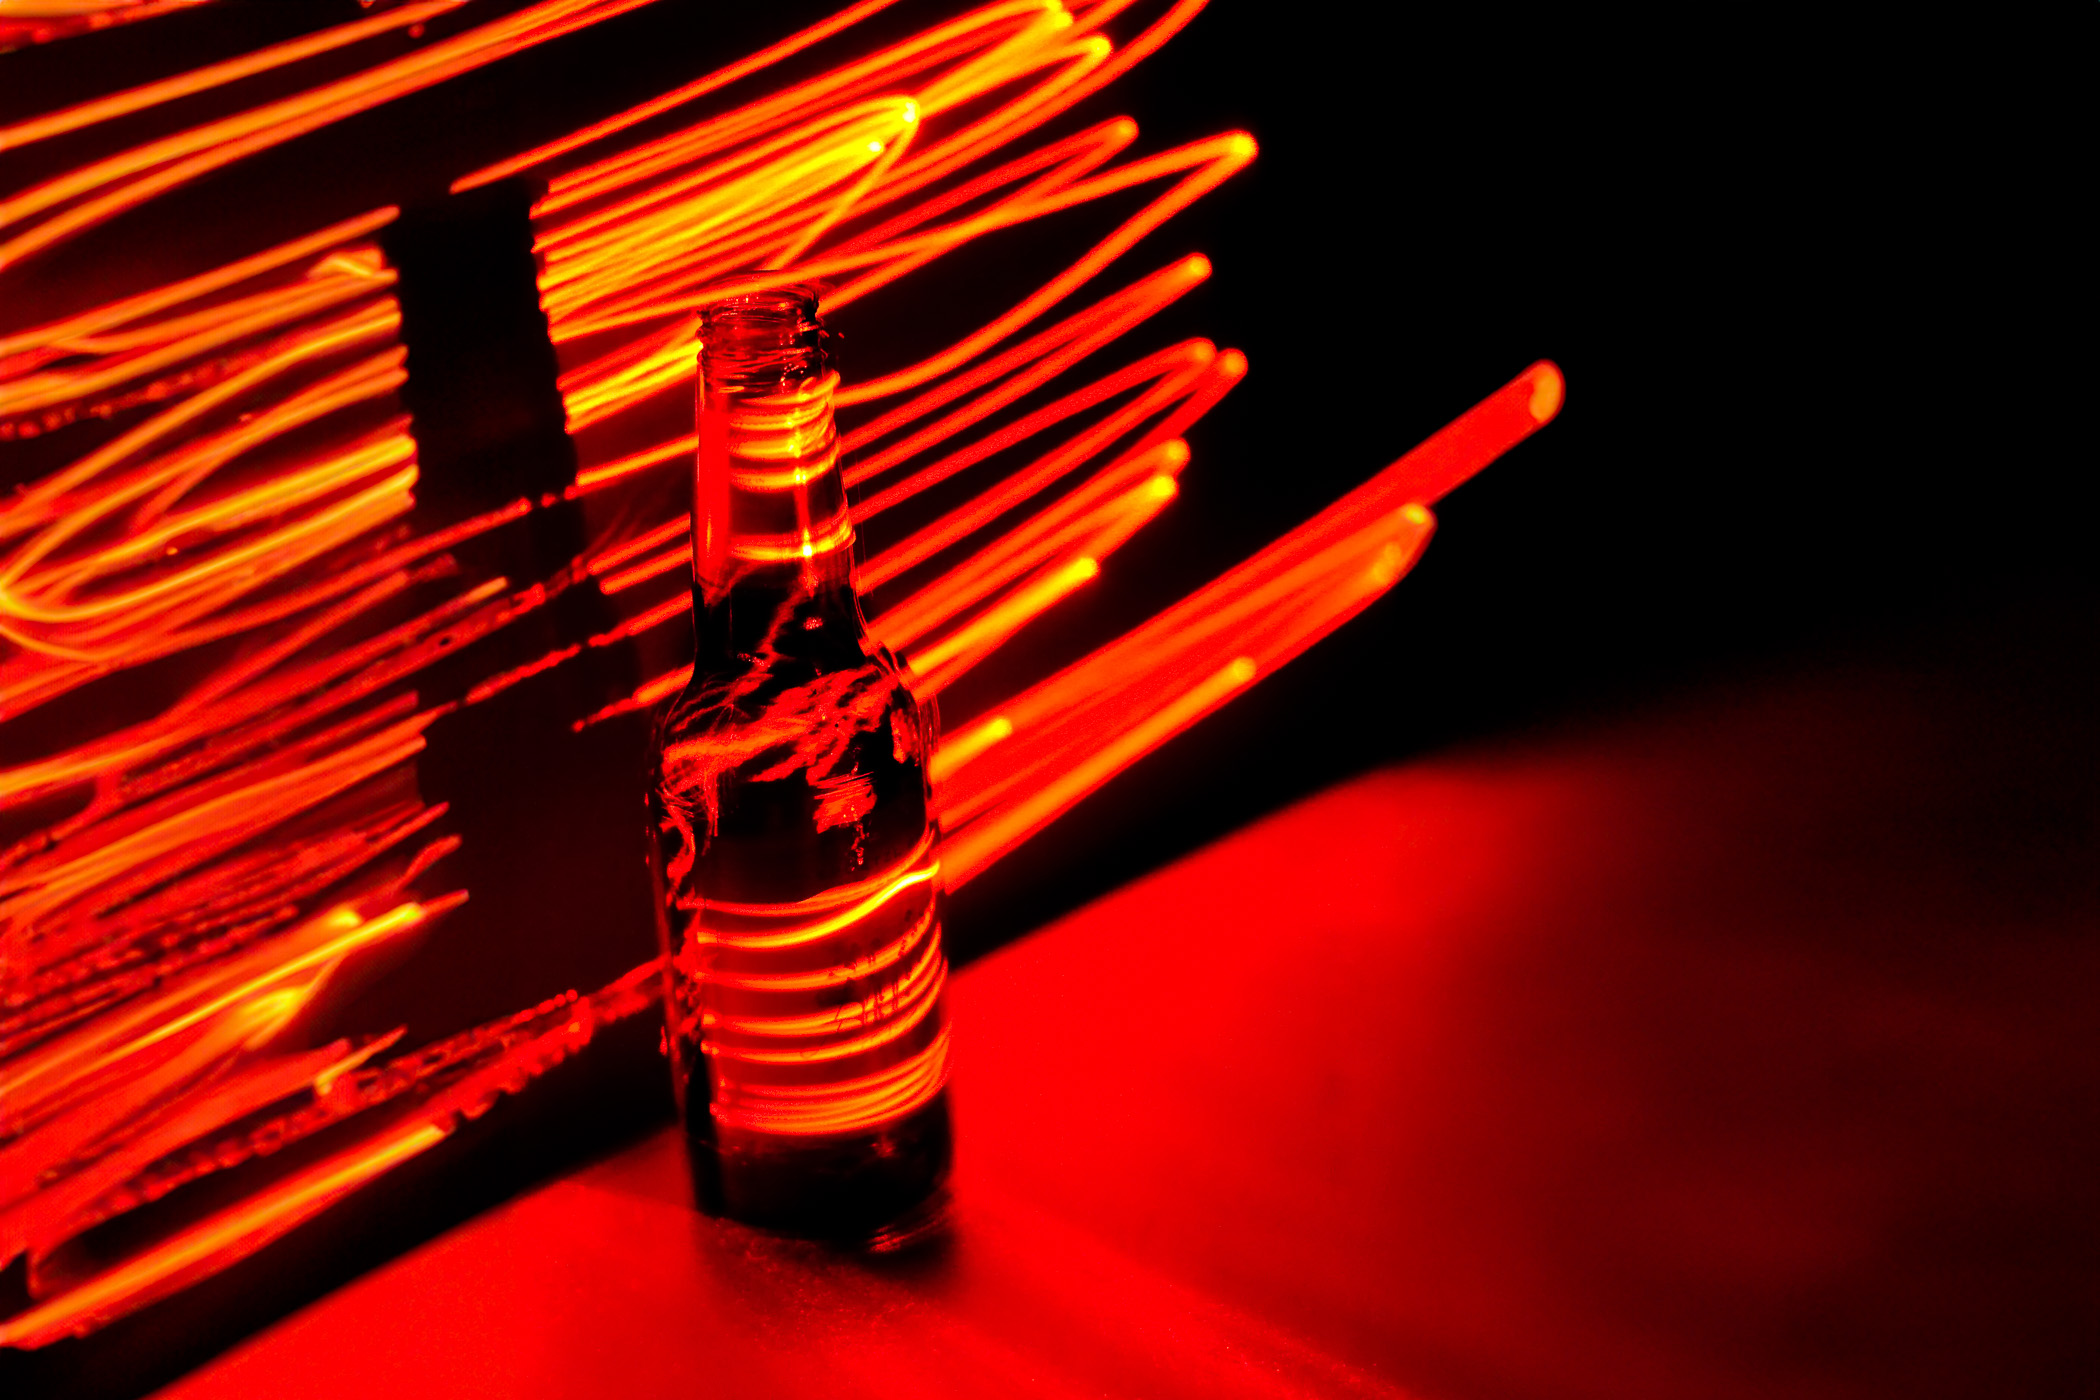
[927,361,1564,873]
[875,453,1180,657]
[0,1,467,152]
[0,270,398,428]
[857,341,1230,589]
[0,0,666,272]
[842,250,1207,466]
[455,0,906,193]
[572,336,1220,620]
[873,442,1184,648]
[0,950,657,1347]
[542,126,1253,357]
[3,1,1245,722]
[944,652,1259,882]
[2,1120,450,1346]
[851,339,1209,524]
[908,554,1099,693]
[1,990,285,1208]
[559,243,1205,523]
[674,837,951,1137]
[2,808,449,1064]
[2,900,437,1135]
[0,1033,395,1275]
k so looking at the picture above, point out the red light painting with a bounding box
[0,0,1559,1346]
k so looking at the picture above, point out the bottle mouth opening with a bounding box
[700,284,828,392]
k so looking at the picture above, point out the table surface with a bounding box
[149,627,2096,1400]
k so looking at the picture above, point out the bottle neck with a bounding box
[691,367,863,666]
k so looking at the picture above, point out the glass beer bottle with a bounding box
[646,286,953,1242]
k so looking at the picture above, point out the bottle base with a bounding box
[687,1090,953,1247]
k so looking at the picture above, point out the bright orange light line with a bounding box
[834,133,1253,403]
[581,361,1226,726]
[961,520,1415,784]
[586,591,689,648]
[0,211,394,362]
[3,702,427,926]
[0,272,394,422]
[0,572,409,805]
[0,1119,449,1350]
[560,255,1202,526]
[706,969,943,1067]
[587,514,688,576]
[595,543,685,597]
[3,1035,387,1269]
[859,341,1215,589]
[817,39,1120,251]
[575,664,692,730]
[910,554,1098,693]
[942,654,1255,886]
[0,0,467,152]
[16,565,479,804]
[843,252,1207,481]
[835,251,1201,465]
[852,338,1210,521]
[776,0,1202,284]
[704,933,939,1038]
[940,516,1431,841]
[0,0,661,271]
[713,1030,948,1136]
[528,2,1046,253]
[538,96,915,264]
[543,131,1252,348]
[574,348,1226,660]
[2,443,414,642]
[14,365,410,609]
[820,114,1138,277]
[0,902,430,1129]
[569,433,696,496]
[0,497,514,726]
[463,0,943,193]
[934,362,1564,828]
[929,713,1013,783]
[7,731,427,974]
[874,441,1182,645]
[0,719,432,956]
[769,100,923,269]
[1,300,401,536]
[0,994,293,1207]
[2,1031,303,1245]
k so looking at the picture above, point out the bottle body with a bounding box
[647,289,952,1241]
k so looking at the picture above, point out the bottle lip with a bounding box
[703,281,823,322]
[700,283,831,394]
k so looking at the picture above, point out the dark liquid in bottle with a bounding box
[647,290,952,1243]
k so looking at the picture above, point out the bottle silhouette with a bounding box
[647,286,952,1243]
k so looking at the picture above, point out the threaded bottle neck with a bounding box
[693,287,852,609]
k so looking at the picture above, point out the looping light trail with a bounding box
[0,0,668,272]
[0,0,1561,1345]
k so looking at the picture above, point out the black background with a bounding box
[2,3,2092,1395]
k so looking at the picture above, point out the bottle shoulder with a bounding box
[652,645,931,805]
[649,655,933,902]
[660,640,915,740]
